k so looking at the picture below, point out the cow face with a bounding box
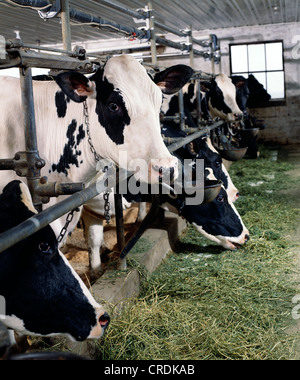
[56,56,194,184]
[0,181,110,341]
[193,138,239,203]
[168,187,249,250]
[230,75,250,115]
[201,74,243,121]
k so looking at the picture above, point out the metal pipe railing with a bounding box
[167,121,224,153]
[6,0,212,57]
[0,165,134,253]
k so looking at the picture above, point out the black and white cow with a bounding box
[81,132,249,277]
[160,76,241,203]
[0,56,193,240]
[0,180,109,341]
[200,74,243,121]
[231,74,271,158]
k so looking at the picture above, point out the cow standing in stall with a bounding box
[0,56,194,241]
[0,56,194,338]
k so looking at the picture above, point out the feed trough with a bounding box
[218,146,248,161]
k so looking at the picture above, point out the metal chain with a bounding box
[57,208,80,244]
[84,100,111,224]
[83,100,101,162]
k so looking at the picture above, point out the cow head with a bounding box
[201,74,243,121]
[56,56,194,184]
[192,137,240,203]
[0,181,110,341]
[166,187,249,250]
[230,75,250,116]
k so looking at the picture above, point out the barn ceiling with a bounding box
[0,0,299,48]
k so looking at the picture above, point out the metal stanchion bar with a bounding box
[7,0,210,57]
[1,48,94,72]
[167,121,224,153]
[0,165,134,253]
[88,0,212,48]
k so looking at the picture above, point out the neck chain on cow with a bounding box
[83,100,102,162]
[83,100,111,224]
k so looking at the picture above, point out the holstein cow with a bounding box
[81,138,249,277]
[200,74,243,122]
[161,124,240,203]
[160,75,241,203]
[0,180,110,341]
[0,56,193,240]
[231,74,271,158]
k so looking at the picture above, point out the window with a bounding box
[230,41,285,100]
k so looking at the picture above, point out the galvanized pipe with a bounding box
[167,121,224,153]
[19,67,44,210]
[0,165,120,253]
[8,0,51,8]
[61,0,72,51]
[2,48,94,72]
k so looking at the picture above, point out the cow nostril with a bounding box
[245,234,250,242]
[99,312,110,329]
[236,192,240,198]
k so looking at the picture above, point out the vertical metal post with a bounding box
[196,79,202,128]
[178,89,185,131]
[61,0,72,51]
[147,2,157,65]
[19,67,43,212]
[187,26,194,68]
[209,35,215,74]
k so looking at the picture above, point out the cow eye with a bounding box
[38,242,51,254]
[108,103,120,113]
[217,195,225,203]
[215,161,221,168]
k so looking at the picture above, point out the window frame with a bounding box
[229,40,286,106]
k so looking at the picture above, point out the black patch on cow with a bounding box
[89,69,130,145]
[177,188,243,238]
[55,91,70,118]
[0,180,98,341]
[208,80,232,115]
[51,120,85,176]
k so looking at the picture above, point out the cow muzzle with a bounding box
[88,309,110,339]
[225,231,250,250]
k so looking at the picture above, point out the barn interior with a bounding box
[0,0,300,360]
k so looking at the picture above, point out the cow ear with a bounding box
[56,72,95,103]
[153,65,194,95]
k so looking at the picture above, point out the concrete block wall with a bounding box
[160,22,300,145]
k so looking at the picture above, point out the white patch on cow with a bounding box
[206,167,216,181]
[206,138,239,203]
[19,181,38,214]
[0,314,26,334]
[193,221,249,251]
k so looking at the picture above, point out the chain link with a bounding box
[83,100,101,162]
[84,101,111,224]
[57,208,80,244]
